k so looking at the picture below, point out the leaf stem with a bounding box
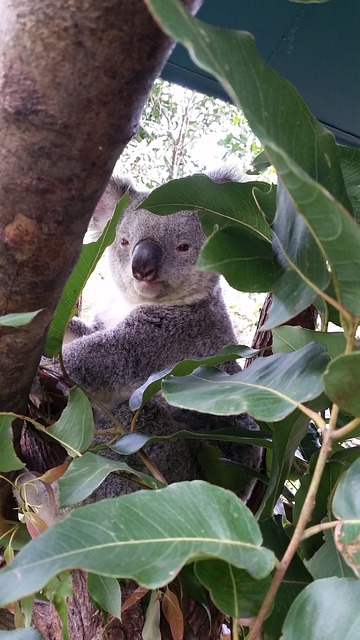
[301,519,338,540]
[331,416,360,442]
[248,404,339,640]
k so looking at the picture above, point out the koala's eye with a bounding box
[119,238,129,247]
[176,243,190,253]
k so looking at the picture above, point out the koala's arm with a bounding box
[61,297,237,403]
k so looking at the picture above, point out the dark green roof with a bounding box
[163,0,360,147]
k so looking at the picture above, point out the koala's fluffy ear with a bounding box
[91,176,137,233]
[207,165,242,183]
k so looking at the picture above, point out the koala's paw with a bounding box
[63,317,93,345]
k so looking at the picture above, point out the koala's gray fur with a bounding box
[62,171,262,502]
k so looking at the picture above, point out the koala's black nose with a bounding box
[132,239,163,281]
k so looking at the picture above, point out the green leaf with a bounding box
[324,352,360,416]
[339,145,360,223]
[258,410,311,520]
[332,457,360,577]
[161,343,329,421]
[58,452,163,507]
[198,226,279,292]
[46,387,94,457]
[0,481,274,605]
[261,516,312,639]
[195,559,270,618]
[305,527,356,580]
[262,269,318,330]
[0,414,24,471]
[111,427,271,456]
[44,193,128,357]
[198,446,253,493]
[41,572,72,640]
[0,632,44,639]
[88,573,121,618]
[141,174,273,242]
[0,310,42,327]
[129,344,259,411]
[282,577,360,640]
[273,326,346,360]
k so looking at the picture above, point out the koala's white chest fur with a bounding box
[91,280,135,329]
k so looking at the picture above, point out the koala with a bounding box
[62,172,262,502]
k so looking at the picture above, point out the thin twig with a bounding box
[301,519,338,541]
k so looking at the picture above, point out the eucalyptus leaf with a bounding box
[195,559,270,617]
[262,269,318,330]
[0,414,24,471]
[198,226,279,292]
[111,428,272,457]
[141,174,273,242]
[305,527,356,580]
[46,387,94,457]
[59,452,163,507]
[88,573,121,618]
[0,481,274,605]
[324,352,360,416]
[273,326,346,360]
[0,310,42,327]
[339,145,360,223]
[44,193,128,357]
[129,344,259,411]
[282,578,360,640]
[332,457,360,577]
[161,343,329,421]
[0,632,44,639]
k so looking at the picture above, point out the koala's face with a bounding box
[108,203,218,305]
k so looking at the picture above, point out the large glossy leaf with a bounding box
[198,226,279,292]
[195,559,270,617]
[46,387,94,457]
[0,415,23,472]
[161,343,329,421]
[262,269,318,330]
[332,457,360,577]
[58,452,163,506]
[324,352,360,416]
[145,0,360,320]
[339,145,360,223]
[129,345,259,411]
[0,481,274,605]
[273,326,346,360]
[44,193,128,357]
[141,175,273,242]
[282,578,360,640]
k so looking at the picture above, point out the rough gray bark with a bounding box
[0,0,201,415]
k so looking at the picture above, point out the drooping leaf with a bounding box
[282,577,360,640]
[44,193,128,357]
[332,457,360,577]
[258,410,311,520]
[339,145,360,223]
[129,344,259,411]
[197,226,279,292]
[0,310,42,327]
[88,573,121,618]
[111,428,272,457]
[46,387,94,457]
[58,452,163,507]
[273,326,346,360]
[41,572,73,640]
[262,269,318,330]
[141,174,273,242]
[195,559,270,617]
[0,481,274,605]
[0,415,24,471]
[324,352,360,416]
[161,343,329,421]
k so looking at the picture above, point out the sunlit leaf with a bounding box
[0,481,274,605]
[0,414,24,471]
[0,310,42,327]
